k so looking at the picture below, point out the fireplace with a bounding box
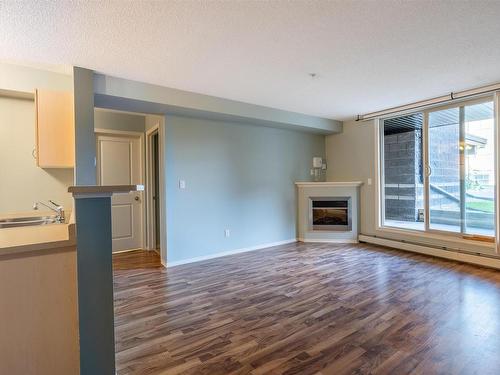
[296,182,362,242]
[310,197,351,231]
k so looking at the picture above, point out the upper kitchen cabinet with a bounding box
[35,89,75,168]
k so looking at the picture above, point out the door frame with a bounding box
[145,117,167,264]
[145,124,159,251]
[95,128,146,251]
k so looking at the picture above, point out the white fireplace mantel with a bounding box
[295,181,363,188]
[295,181,362,243]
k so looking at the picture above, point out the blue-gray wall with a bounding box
[74,67,96,185]
[164,115,325,263]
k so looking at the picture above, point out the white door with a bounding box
[96,133,143,252]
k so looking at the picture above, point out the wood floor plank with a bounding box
[113,242,500,374]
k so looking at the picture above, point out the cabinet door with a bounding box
[35,89,75,168]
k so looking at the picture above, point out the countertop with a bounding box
[68,184,144,195]
[1,185,144,256]
[0,210,76,256]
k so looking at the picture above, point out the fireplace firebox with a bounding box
[310,197,351,231]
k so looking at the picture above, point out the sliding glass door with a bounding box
[464,101,495,236]
[426,99,495,237]
[380,96,495,239]
[427,106,461,232]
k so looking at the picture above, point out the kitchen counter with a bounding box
[0,210,75,256]
[0,209,79,374]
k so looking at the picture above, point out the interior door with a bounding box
[96,133,143,252]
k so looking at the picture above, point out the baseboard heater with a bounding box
[358,234,500,270]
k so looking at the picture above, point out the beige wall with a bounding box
[326,119,377,236]
[0,62,72,92]
[0,97,74,213]
[326,118,495,256]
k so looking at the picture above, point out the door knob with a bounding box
[135,196,140,201]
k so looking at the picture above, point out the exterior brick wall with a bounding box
[384,130,423,221]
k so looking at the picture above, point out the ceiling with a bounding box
[1,1,500,121]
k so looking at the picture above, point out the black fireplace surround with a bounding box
[311,197,352,231]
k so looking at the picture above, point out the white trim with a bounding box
[374,119,382,229]
[359,234,500,270]
[495,92,500,253]
[423,111,430,232]
[167,239,297,267]
[295,181,363,187]
[297,238,358,244]
[112,248,143,254]
[154,116,167,265]
[94,127,144,138]
[145,123,160,251]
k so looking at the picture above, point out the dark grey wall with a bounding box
[74,197,115,375]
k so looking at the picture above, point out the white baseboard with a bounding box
[297,238,358,244]
[112,248,143,254]
[359,234,500,270]
[166,239,297,267]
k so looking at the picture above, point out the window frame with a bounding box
[377,95,497,242]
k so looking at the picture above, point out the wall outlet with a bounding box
[179,180,186,189]
[310,169,314,176]
[224,229,230,237]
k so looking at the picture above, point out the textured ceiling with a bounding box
[1,1,500,120]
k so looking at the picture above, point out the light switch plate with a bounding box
[367,178,372,185]
[179,180,186,189]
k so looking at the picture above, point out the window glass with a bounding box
[381,113,424,230]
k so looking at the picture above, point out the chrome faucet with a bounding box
[33,200,65,223]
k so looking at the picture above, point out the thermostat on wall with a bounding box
[313,157,323,168]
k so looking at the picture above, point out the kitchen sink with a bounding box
[0,215,59,229]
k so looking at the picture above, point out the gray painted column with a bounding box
[73,67,115,374]
[73,67,96,185]
[73,195,116,375]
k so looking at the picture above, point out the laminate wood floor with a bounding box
[113,242,500,375]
